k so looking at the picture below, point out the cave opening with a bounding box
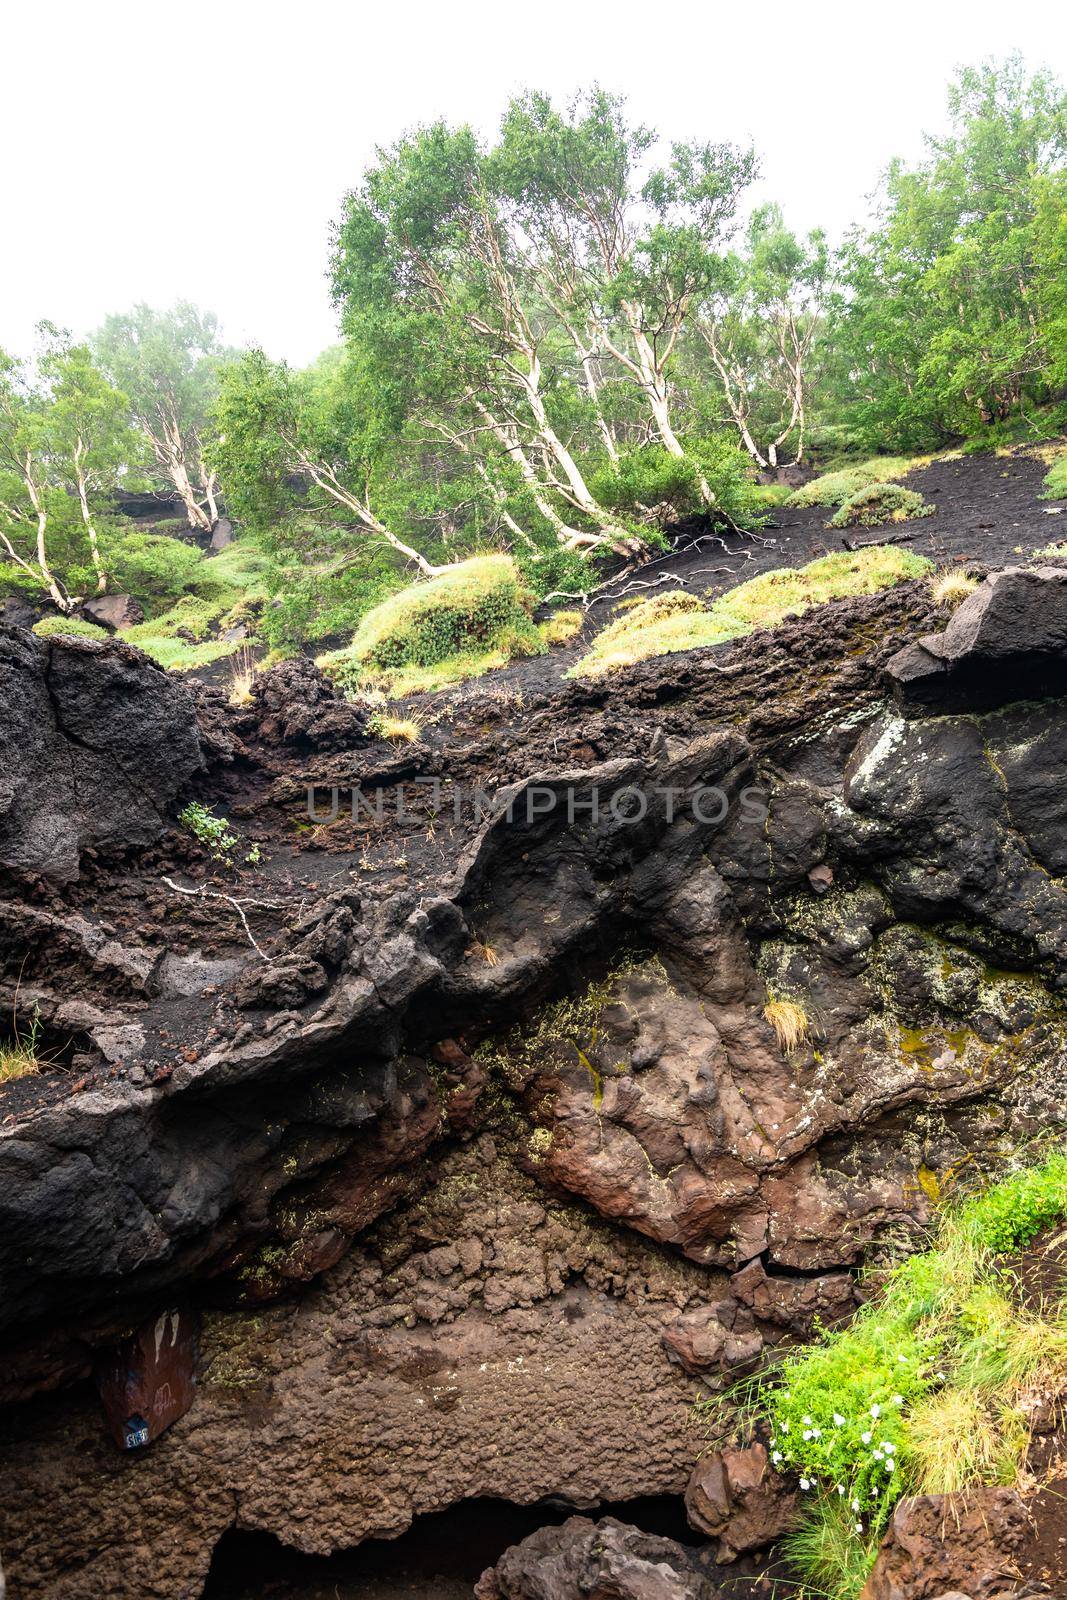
[202,1493,695,1599]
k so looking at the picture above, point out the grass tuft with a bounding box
[538,608,584,646]
[930,570,979,607]
[764,998,811,1053]
[368,712,423,744]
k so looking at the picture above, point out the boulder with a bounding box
[888,566,1067,710]
[0,629,203,882]
[859,1487,1029,1600]
[475,1515,721,1600]
[208,516,234,551]
[685,1443,798,1560]
[248,657,369,750]
[662,1307,763,1378]
[79,593,144,632]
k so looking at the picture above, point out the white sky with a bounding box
[5,0,1065,367]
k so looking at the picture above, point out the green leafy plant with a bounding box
[179,802,239,865]
[711,1153,1067,1600]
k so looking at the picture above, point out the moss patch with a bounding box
[573,547,932,679]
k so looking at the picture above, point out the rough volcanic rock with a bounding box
[247,657,369,749]
[685,1444,798,1561]
[887,565,1067,710]
[475,1515,719,1600]
[79,593,144,631]
[0,1141,716,1599]
[0,629,202,882]
[859,1487,1029,1600]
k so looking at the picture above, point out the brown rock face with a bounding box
[859,1488,1029,1600]
[684,1444,798,1562]
[475,1515,720,1600]
[0,1141,715,1599]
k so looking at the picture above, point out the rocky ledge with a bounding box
[0,567,1065,1598]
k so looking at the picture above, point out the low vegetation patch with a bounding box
[120,537,273,672]
[319,555,544,697]
[367,712,423,744]
[707,1153,1067,1600]
[764,997,811,1053]
[828,481,934,529]
[31,615,108,641]
[1042,452,1067,500]
[538,609,584,646]
[930,569,979,607]
[786,457,931,509]
[573,547,932,678]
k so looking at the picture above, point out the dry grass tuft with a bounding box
[764,997,811,1053]
[368,712,423,745]
[930,570,980,608]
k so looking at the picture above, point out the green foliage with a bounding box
[830,59,1067,449]
[31,614,109,641]
[591,436,762,524]
[787,466,881,508]
[332,555,535,671]
[718,1152,1067,1600]
[103,533,208,609]
[179,803,238,865]
[1042,452,1067,499]
[574,547,932,677]
[828,482,934,529]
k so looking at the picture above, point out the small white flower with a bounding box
[836,1484,845,1496]
[799,1477,811,1491]
[852,1498,861,1511]
[936,1371,946,1381]
[870,1403,881,1419]
[897,1354,908,1363]
[802,1415,813,1426]
[855,1521,864,1533]
[771,1451,783,1464]
[872,1449,883,1461]
[892,1394,904,1406]
[780,1421,790,1434]
[833,1412,846,1427]
[882,1442,896,1455]
[802,1429,813,1441]
[884,1459,895,1473]
[861,1430,872,1444]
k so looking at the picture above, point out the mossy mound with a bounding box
[31,615,108,641]
[320,554,543,696]
[573,546,932,679]
[829,481,934,529]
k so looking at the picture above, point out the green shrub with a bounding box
[103,533,208,609]
[32,614,109,641]
[573,547,932,678]
[829,482,935,528]
[590,436,763,526]
[321,555,539,687]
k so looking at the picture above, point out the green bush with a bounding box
[32,614,109,641]
[590,436,762,526]
[103,533,208,609]
[829,482,934,528]
[336,555,538,673]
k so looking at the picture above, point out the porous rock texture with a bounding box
[474,1515,720,1600]
[2,574,1067,1598]
[0,629,203,884]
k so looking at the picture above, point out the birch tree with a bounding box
[93,303,233,531]
[330,123,638,554]
[696,206,830,468]
[494,91,757,478]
